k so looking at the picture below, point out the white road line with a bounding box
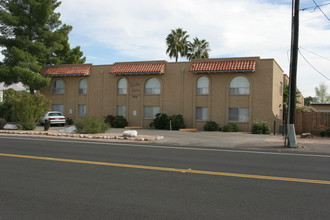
[0,135,330,158]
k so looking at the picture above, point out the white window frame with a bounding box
[118,78,128,95]
[145,78,160,95]
[229,76,250,95]
[53,79,65,94]
[197,76,209,95]
[229,108,249,122]
[196,107,208,121]
[144,106,160,119]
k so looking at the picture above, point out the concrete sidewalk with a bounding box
[111,128,330,154]
[2,125,330,154]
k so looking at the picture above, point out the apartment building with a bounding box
[40,57,284,132]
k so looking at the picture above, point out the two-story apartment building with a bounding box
[40,57,285,132]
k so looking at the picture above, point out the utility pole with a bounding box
[286,0,300,148]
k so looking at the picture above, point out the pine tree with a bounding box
[0,0,85,94]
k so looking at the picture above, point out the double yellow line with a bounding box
[1,152,329,185]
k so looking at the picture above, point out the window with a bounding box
[79,79,88,94]
[280,82,283,96]
[145,78,160,95]
[53,79,65,94]
[196,107,208,121]
[78,104,87,116]
[229,108,249,122]
[52,104,64,114]
[229,76,250,95]
[197,76,209,95]
[118,78,127,95]
[117,105,126,117]
[144,106,160,119]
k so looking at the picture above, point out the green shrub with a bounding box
[75,116,109,134]
[152,113,169,129]
[203,120,220,131]
[6,91,49,130]
[326,128,330,137]
[0,89,16,122]
[104,115,128,128]
[296,106,316,112]
[113,116,128,128]
[166,114,185,130]
[20,122,36,130]
[0,117,6,129]
[223,123,239,132]
[252,121,270,134]
[150,113,185,130]
[104,115,115,126]
[320,130,326,137]
[66,117,74,125]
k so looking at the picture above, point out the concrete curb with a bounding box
[0,130,164,142]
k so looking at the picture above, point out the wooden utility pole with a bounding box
[287,0,300,148]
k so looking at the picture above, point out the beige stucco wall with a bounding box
[40,57,284,132]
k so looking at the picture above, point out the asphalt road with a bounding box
[0,136,330,219]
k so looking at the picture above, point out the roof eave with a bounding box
[43,73,89,77]
[190,70,255,74]
[110,72,163,75]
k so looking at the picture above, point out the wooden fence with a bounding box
[295,112,330,134]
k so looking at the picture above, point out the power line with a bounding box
[300,2,330,11]
[298,49,330,81]
[300,47,330,62]
[313,0,330,22]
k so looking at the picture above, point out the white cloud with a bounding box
[56,0,330,97]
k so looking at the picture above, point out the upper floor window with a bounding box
[79,79,88,94]
[145,78,160,95]
[53,79,65,94]
[118,78,128,95]
[197,76,209,95]
[229,76,250,95]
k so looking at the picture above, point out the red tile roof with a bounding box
[109,63,165,75]
[43,64,92,77]
[190,60,256,73]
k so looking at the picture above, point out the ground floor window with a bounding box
[229,108,249,122]
[117,105,126,117]
[78,104,87,116]
[196,107,208,121]
[52,104,64,114]
[144,106,160,119]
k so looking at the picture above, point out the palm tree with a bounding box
[166,28,189,62]
[187,37,210,61]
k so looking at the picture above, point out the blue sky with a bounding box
[1,0,330,97]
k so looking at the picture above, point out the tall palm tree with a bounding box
[166,28,189,62]
[187,37,210,61]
